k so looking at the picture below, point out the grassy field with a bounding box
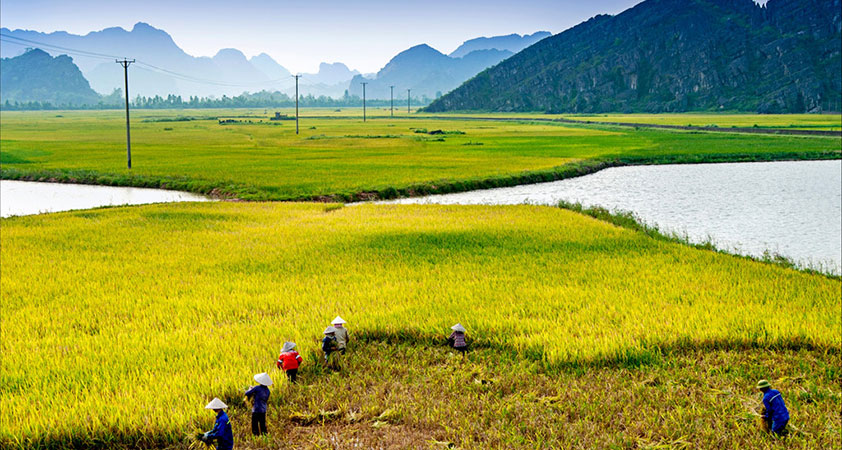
[1,202,839,448]
[1,109,839,200]
[556,113,842,130]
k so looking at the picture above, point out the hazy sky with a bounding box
[0,0,644,73]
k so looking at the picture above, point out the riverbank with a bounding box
[1,110,839,201]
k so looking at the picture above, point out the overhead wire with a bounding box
[0,33,294,89]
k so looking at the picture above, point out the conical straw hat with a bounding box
[324,326,337,334]
[205,397,228,409]
[450,323,466,332]
[254,372,273,386]
[282,341,296,352]
[332,316,347,325]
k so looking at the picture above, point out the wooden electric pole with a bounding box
[116,59,135,169]
[361,82,368,122]
[293,74,302,134]
[390,85,395,117]
[407,89,411,114]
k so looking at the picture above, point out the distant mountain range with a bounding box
[0,23,542,100]
[426,0,842,113]
[0,23,294,97]
[0,48,101,106]
[448,32,550,58]
[349,33,551,99]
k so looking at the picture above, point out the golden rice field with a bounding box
[1,201,839,448]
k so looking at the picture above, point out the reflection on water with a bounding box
[1,181,210,218]
[383,160,842,274]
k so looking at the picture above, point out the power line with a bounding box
[0,33,294,89]
[0,37,119,62]
[0,33,125,60]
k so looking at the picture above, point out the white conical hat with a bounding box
[331,316,347,325]
[451,323,466,332]
[254,372,273,386]
[281,341,296,352]
[205,397,228,409]
[324,326,337,334]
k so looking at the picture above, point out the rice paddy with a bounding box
[1,109,839,200]
[1,202,839,448]
[1,110,840,448]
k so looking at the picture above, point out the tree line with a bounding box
[1,89,434,111]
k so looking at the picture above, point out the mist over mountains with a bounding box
[0,23,539,100]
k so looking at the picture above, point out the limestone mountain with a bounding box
[0,23,291,97]
[0,48,101,106]
[448,31,551,58]
[425,0,842,113]
[348,44,513,100]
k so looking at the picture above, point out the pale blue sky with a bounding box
[1,0,646,73]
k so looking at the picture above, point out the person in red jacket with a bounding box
[276,341,303,383]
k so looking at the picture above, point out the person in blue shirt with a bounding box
[757,379,789,436]
[322,326,338,366]
[200,397,234,450]
[245,373,272,436]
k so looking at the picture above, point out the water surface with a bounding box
[383,160,842,274]
[1,181,210,218]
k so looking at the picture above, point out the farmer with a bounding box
[322,326,338,364]
[331,316,350,354]
[199,397,234,450]
[245,373,272,436]
[757,379,790,436]
[276,341,303,383]
[448,323,468,356]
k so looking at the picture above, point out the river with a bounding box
[0,180,210,218]
[381,160,842,274]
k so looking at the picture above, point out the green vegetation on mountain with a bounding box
[0,49,101,107]
[426,0,842,113]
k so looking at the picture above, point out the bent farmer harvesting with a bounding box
[448,323,468,357]
[757,379,789,436]
[199,398,234,450]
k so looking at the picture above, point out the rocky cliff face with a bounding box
[426,0,841,113]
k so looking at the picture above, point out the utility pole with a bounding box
[361,82,368,122]
[116,59,135,169]
[407,89,411,114]
[293,74,302,134]
[390,85,395,117]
